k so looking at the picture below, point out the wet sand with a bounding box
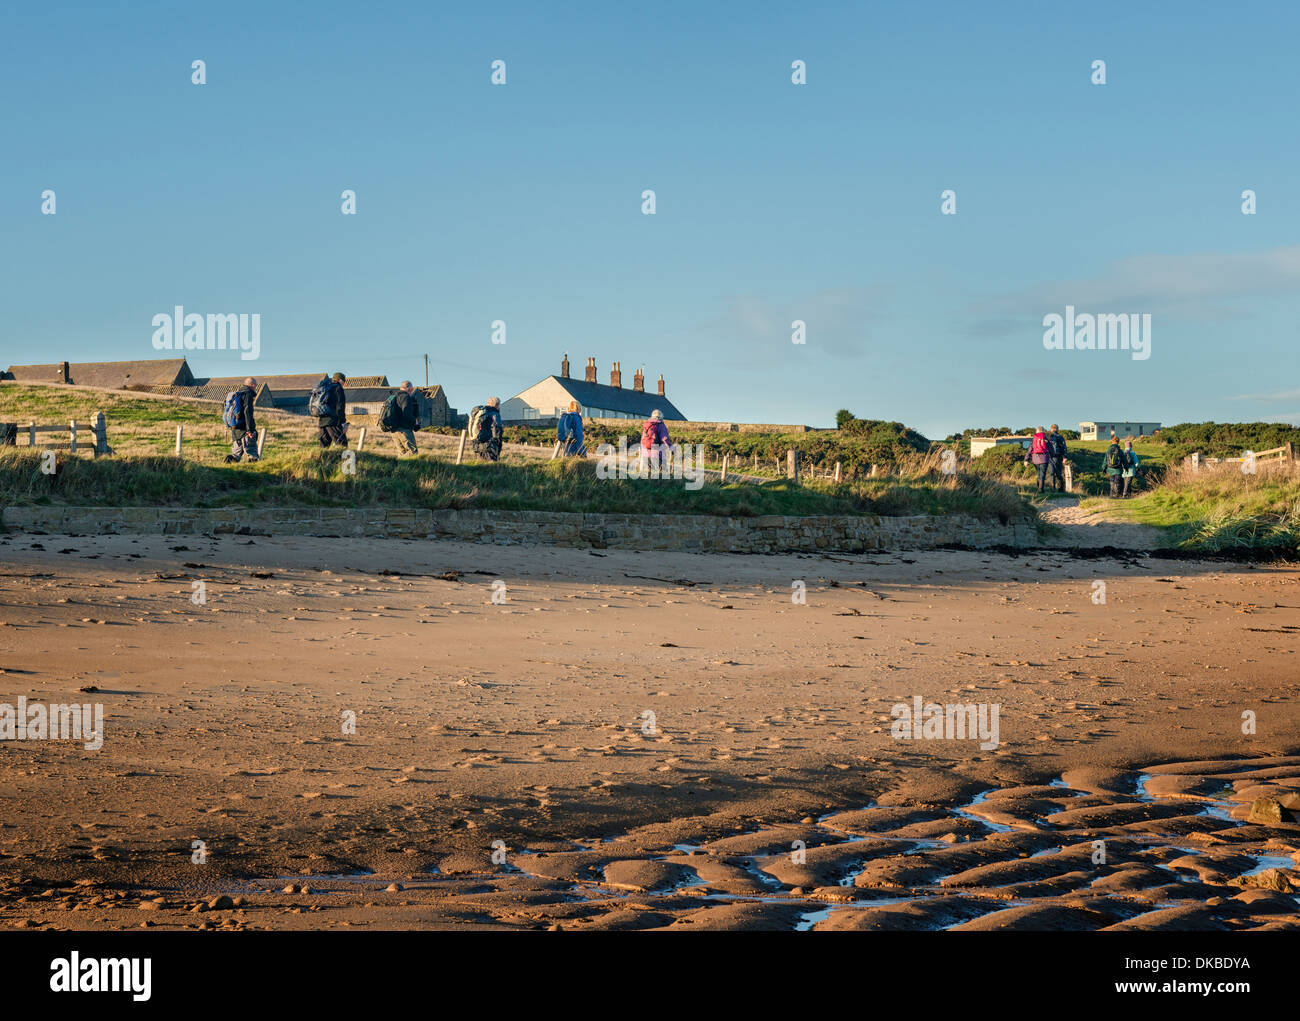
[0,531,1297,930]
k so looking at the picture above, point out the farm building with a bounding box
[3,359,193,389]
[970,435,1034,457]
[1079,421,1161,441]
[3,357,456,427]
[501,355,685,424]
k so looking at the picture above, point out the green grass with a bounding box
[0,447,1037,522]
[1083,468,1300,551]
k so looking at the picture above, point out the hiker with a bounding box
[556,401,586,457]
[1104,434,1126,497]
[640,409,672,474]
[1024,426,1050,493]
[469,397,503,461]
[310,373,348,448]
[222,377,259,463]
[1121,438,1140,497]
[381,381,421,456]
[1047,424,1068,492]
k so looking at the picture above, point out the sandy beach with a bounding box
[0,530,1297,930]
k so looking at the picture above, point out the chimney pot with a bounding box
[561,353,570,379]
[611,361,621,389]
[633,367,644,392]
[657,374,665,397]
[584,358,596,383]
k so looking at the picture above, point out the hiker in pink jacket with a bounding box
[1023,427,1050,493]
[640,410,672,475]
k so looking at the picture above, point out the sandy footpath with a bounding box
[0,531,1297,930]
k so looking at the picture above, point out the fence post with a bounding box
[834,461,842,483]
[257,428,268,459]
[69,420,77,454]
[28,421,35,447]
[94,412,107,456]
[455,429,467,465]
[721,453,728,482]
[1190,451,1200,473]
[174,424,183,456]
[551,440,561,460]
[786,449,800,480]
[1063,462,1073,493]
[356,426,367,452]
[1287,441,1295,465]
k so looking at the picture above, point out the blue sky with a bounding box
[3,1,1298,436]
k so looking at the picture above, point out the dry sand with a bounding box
[1,530,1297,930]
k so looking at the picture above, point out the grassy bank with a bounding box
[1084,464,1300,551]
[0,448,1036,522]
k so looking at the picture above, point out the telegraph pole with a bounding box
[424,354,429,388]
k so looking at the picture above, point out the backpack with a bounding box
[1106,445,1124,470]
[380,393,400,433]
[1031,433,1048,456]
[308,379,337,418]
[222,389,244,429]
[642,420,659,449]
[468,406,489,442]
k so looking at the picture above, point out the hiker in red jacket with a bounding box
[1024,426,1050,493]
[640,410,672,476]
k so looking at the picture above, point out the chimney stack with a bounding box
[561,353,570,379]
[633,367,644,392]
[657,374,665,397]
[585,357,596,383]
[611,361,622,389]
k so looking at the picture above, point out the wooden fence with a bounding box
[2,413,110,456]
[1186,444,1296,472]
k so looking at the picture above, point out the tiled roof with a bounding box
[536,377,685,420]
[5,359,191,388]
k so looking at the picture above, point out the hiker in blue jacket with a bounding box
[223,377,259,463]
[1046,424,1068,492]
[556,401,586,457]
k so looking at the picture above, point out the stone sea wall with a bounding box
[2,505,1040,552]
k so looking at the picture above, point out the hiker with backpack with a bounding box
[1023,426,1050,494]
[1104,435,1126,497]
[556,400,586,457]
[1046,424,1068,492]
[222,377,259,463]
[310,373,348,448]
[1121,438,1140,497]
[640,409,672,475]
[381,381,421,456]
[469,397,503,461]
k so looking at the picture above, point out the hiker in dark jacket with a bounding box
[1121,438,1140,498]
[472,397,504,461]
[384,381,421,456]
[1104,435,1125,497]
[224,377,259,463]
[556,400,586,457]
[1023,426,1050,493]
[316,372,348,448]
[1047,424,1068,492]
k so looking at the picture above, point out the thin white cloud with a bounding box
[966,245,1300,333]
